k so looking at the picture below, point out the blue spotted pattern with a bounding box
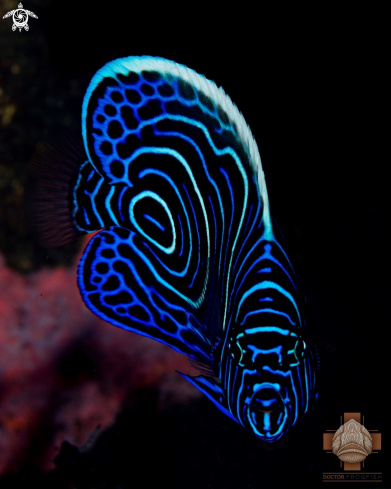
[70,56,317,441]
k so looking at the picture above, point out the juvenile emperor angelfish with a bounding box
[25,56,317,442]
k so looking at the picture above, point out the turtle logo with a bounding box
[2,3,38,32]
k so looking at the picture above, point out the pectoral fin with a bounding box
[176,372,239,424]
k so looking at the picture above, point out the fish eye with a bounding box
[283,339,306,368]
[229,339,245,366]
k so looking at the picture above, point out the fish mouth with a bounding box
[247,385,288,441]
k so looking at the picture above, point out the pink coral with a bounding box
[0,237,201,474]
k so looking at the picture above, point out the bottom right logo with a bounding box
[323,412,382,482]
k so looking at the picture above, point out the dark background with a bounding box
[0,0,389,487]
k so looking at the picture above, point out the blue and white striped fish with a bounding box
[25,56,318,442]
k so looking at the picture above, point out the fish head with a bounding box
[225,328,316,442]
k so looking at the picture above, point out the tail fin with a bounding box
[24,128,88,248]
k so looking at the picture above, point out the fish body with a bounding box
[25,56,317,441]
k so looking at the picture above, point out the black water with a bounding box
[0,1,389,487]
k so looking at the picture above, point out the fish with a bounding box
[24,56,318,442]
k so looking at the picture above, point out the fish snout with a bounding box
[248,387,287,439]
